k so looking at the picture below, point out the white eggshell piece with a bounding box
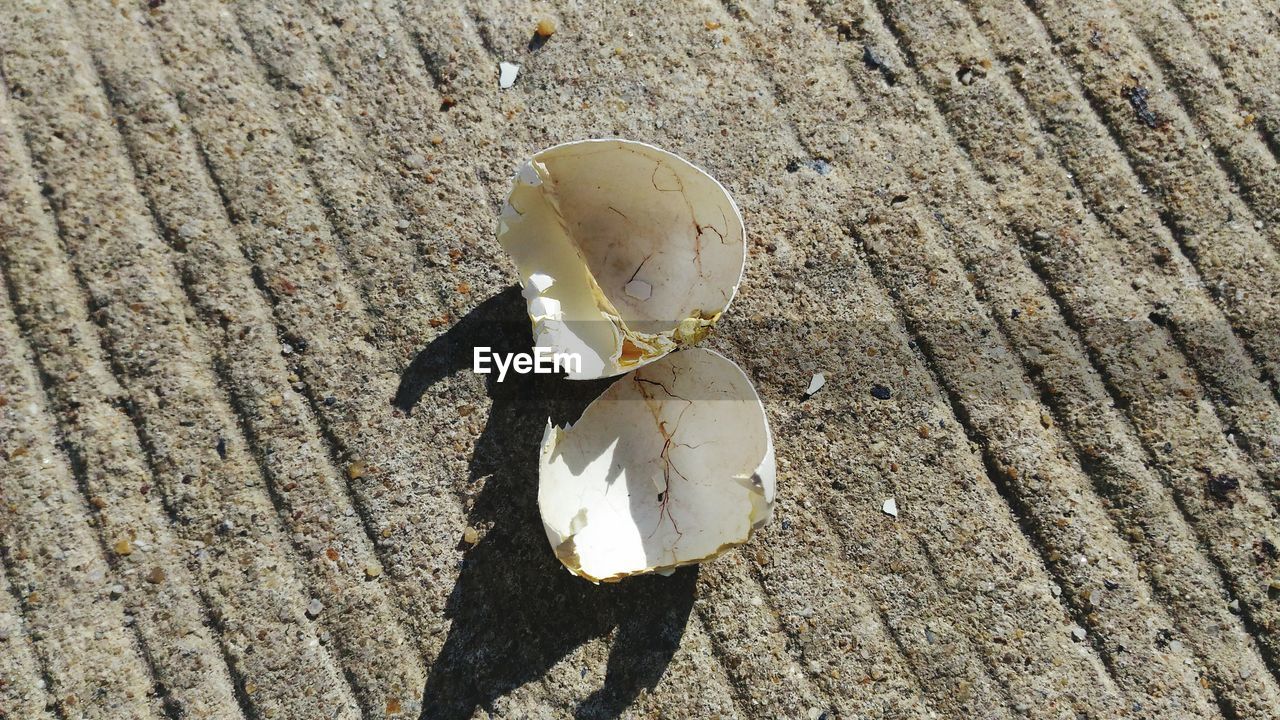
[883,498,898,518]
[806,372,826,395]
[539,348,775,582]
[528,296,562,320]
[498,139,747,379]
[624,279,652,301]
[527,272,555,294]
[499,62,520,88]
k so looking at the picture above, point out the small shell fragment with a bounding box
[498,139,746,379]
[539,349,774,581]
[882,497,898,517]
[624,279,652,301]
[499,62,521,88]
[806,372,826,396]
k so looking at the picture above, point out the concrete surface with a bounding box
[1,0,1279,717]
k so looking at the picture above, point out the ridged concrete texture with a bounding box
[2,0,1279,717]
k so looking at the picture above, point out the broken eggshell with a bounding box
[539,348,775,582]
[497,139,746,379]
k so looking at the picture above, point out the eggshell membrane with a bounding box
[498,140,746,379]
[539,349,775,582]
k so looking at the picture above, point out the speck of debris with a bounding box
[306,598,323,618]
[1227,599,1240,613]
[114,538,132,556]
[145,567,166,585]
[1123,83,1163,129]
[1205,471,1239,501]
[805,372,826,396]
[871,384,892,400]
[109,584,125,600]
[882,497,898,517]
[1104,579,1120,591]
[1257,537,1279,563]
[1071,626,1087,641]
[324,395,337,406]
[215,436,227,460]
[364,563,382,579]
[1010,308,1020,319]
[862,45,896,86]
[955,63,986,86]
[499,62,521,89]
[786,157,832,175]
[462,527,480,545]
[347,461,367,480]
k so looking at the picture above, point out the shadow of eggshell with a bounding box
[497,139,746,380]
[539,348,775,582]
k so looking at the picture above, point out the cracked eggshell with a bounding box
[498,139,746,379]
[538,348,775,582]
